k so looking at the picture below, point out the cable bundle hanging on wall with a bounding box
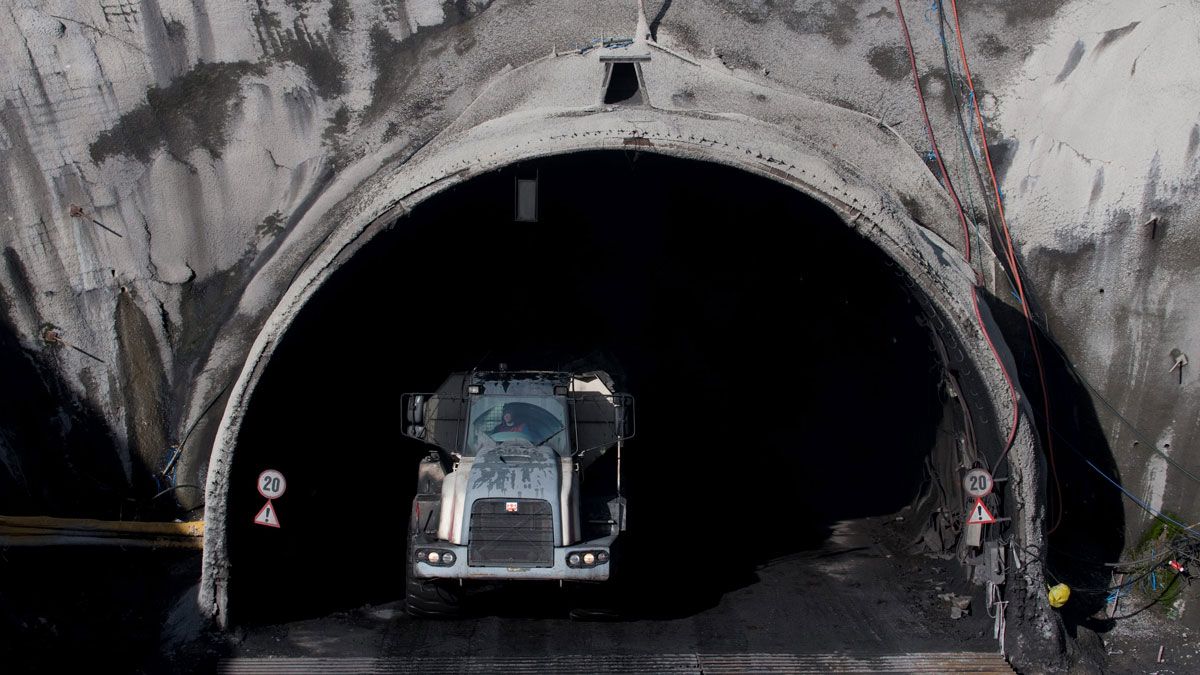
[893,0,1064,534]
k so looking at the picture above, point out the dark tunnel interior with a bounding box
[228,150,953,624]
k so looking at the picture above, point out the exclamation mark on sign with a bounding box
[254,500,280,528]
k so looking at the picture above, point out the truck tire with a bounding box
[405,504,463,618]
[566,582,623,621]
[405,561,464,618]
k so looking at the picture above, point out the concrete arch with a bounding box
[198,52,1046,646]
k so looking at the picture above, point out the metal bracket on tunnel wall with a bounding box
[1170,350,1187,384]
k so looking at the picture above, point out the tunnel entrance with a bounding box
[226,150,978,629]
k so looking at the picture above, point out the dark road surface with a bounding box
[226,517,1004,669]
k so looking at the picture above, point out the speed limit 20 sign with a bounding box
[257,469,287,499]
[963,468,993,498]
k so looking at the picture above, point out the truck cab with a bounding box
[402,369,633,616]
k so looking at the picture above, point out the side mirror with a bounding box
[614,395,634,440]
[403,394,426,440]
[406,394,425,426]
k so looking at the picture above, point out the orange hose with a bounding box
[947,0,1062,534]
[893,0,1021,465]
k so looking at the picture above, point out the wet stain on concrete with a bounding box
[252,2,347,99]
[1000,0,1070,25]
[2,247,41,323]
[321,103,351,151]
[115,291,171,481]
[362,0,493,122]
[1054,40,1085,83]
[986,137,1018,187]
[163,17,187,40]
[918,68,956,116]
[868,45,908,81]
[898,194,927,230]
[170,257,254,399]
[1089,167,1105,207]
[715,1,860,47]
[328,0,353,31]
[364,25,462,127]
[783,2,860,47]
[257,210,287,240]
[671,89,696,108]
[866,6,893,20]
[979,34,1009,57]
[280,23,346,99]
[1095,21,1139,53]
[1187,124,1199,161]
[89,61,266,164]
[453,33,476,56]
[367,25,420,123]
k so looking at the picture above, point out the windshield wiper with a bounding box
[533,425,566,447]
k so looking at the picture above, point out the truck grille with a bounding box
[468,499,554,567]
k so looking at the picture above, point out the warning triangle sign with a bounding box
[966,497,996,525]
[254,500,280,528]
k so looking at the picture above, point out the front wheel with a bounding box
[566,580,624,621]
[405,505,464,618]
[405,561,464,618]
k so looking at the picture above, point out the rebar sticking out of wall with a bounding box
[69,203,124,238]
[1169,350,1187,385]
[42,326,106,364]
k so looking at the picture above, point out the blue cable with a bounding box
[1073,449,1200,541]
[924,0,940,29]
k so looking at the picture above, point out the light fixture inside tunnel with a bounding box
[514,173,538,222]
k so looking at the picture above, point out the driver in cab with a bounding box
[491,405,527,435]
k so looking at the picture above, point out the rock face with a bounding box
[0,0,1197,644]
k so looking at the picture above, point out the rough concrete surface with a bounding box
[1,0,1198,669]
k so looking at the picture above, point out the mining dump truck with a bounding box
[401,369,634,617]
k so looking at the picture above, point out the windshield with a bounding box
[465,396,570,456]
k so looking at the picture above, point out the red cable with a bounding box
[893,0,971,264]
[973,289,1021,458]
[947,0,1062,534]
[893,0,1020,463]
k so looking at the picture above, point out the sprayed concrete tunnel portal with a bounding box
[201,143,1048,654]
[5,1,1198,669]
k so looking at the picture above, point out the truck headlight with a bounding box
[416,549,455,566]
[566,550,609,568]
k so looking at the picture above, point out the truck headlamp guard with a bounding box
[416,548,456,566]
[565,550,610,568]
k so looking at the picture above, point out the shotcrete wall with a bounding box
[0,0,1196,656]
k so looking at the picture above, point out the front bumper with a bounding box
[414,534,616,581]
